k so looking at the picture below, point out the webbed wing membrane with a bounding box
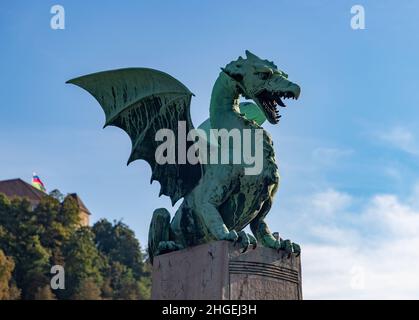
[67,68,203,205]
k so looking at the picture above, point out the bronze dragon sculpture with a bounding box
[67,51,301,262]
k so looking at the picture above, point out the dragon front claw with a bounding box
[262,234,301,258]
[292,242,301,257]
[276,239,301,258]
[277,239,293,254]
[157,241,184,255]
[221,230,239,242]
[235,231,258,253]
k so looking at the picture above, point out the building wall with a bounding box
[79,210,90,227]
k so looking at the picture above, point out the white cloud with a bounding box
[364,195,419,237]
[377,126,419,155]
[308,225,359,245]
[407,182,419,209]
[310,188,352,216]
[298,187,419,299]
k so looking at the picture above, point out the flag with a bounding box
[32,173,46,192]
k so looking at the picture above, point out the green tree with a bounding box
[58,195,81,228]
[0,195,51,299]
[0,249,20,300]
[72,278,102,300]
[93,219,151,299]
[93,219,145,277]
[34,285,56,300]
[18,235,51,299]
[33,196,60,231]
[0,192,151,300]
[102,261,149,300]
[34,195,80,266]
[62,227,106,299]
[49,189,64,202]
[138,276,151,300]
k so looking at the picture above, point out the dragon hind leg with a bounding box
[148,208,183,264]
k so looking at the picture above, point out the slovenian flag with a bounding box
[32,173,46,192]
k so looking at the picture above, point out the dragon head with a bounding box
[222,50,301,124]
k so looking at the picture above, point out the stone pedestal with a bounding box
[151,241,302,300]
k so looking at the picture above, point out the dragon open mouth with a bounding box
[256,89,298,124]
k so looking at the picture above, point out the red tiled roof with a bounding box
[0,178,46,205]
[0,179,92,216]
[0,179,91,215]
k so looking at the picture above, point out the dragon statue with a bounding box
[67,51,301,263]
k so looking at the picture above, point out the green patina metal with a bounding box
[67,51,301,262]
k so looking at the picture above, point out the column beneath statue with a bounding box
[151,241,302,300]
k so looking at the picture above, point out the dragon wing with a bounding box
[67,68,203,205]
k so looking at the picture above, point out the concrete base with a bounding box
[151,241,302,300]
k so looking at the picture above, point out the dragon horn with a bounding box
[245,50,261,60]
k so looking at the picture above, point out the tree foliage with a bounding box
[0,192,151,300]
[0,249,20,300]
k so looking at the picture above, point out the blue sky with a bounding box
[1,1,419,299]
